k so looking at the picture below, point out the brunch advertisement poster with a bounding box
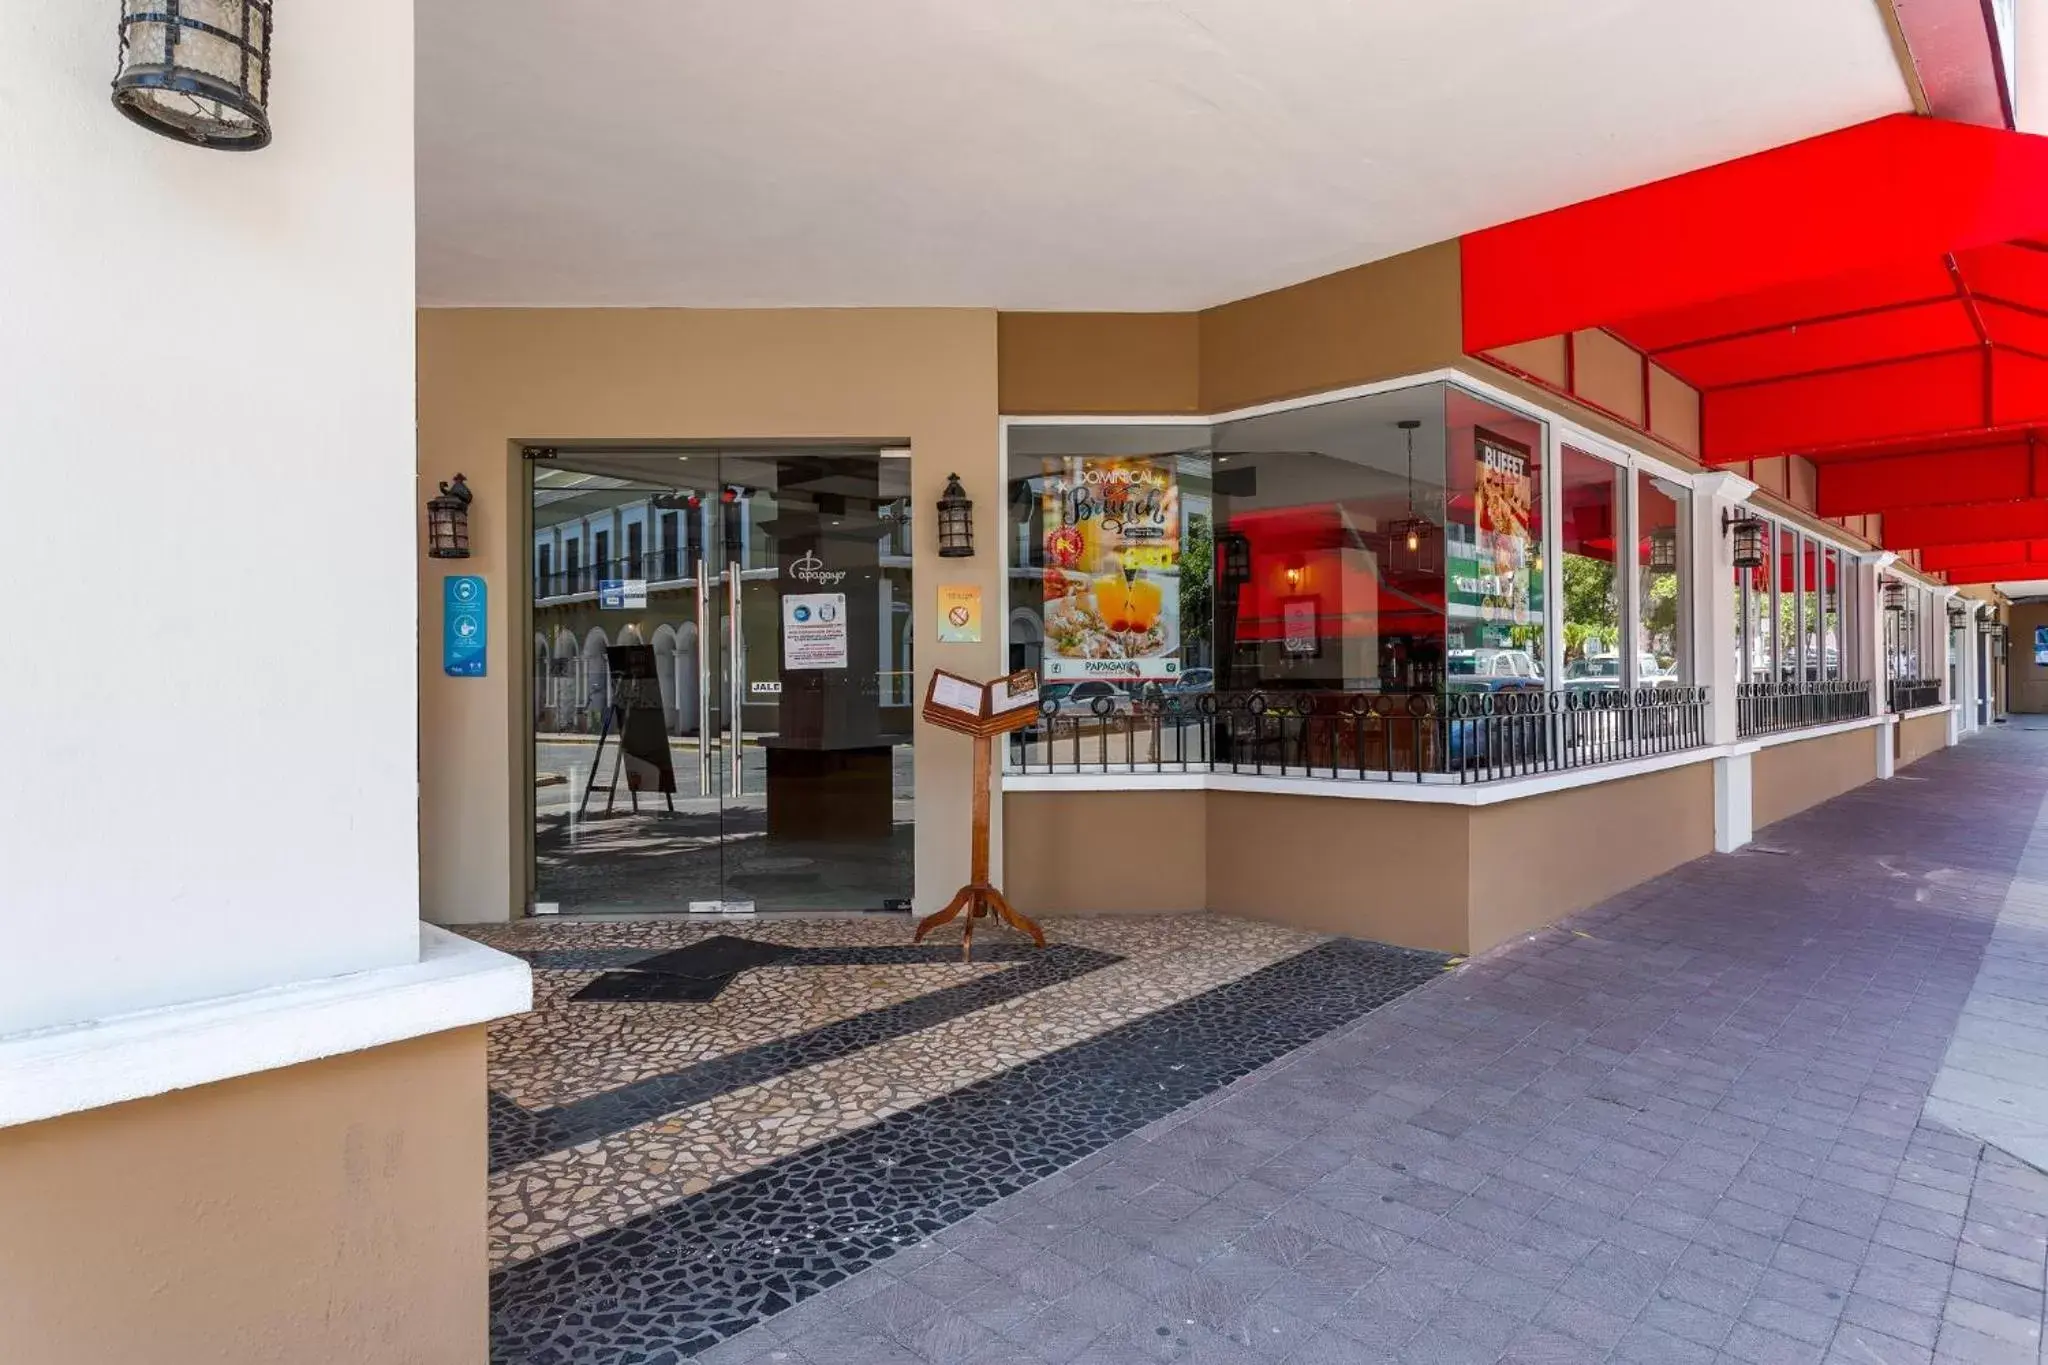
[1448,429,1537,627]
[1040,457,1183,681]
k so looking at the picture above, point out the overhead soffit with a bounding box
[417,0,1908,310]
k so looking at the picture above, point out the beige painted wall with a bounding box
[1466,764,1715,953]
[417,308,1001,922]
[1003,790,1208,914]
[1205,793,1472,953]
[2009,604,2048,713]
[1897,712,1949,767]
[996,313,1202,414]
[0,1028,487,1365]
[1752,728,1880,830]
[1199,243,1465,412]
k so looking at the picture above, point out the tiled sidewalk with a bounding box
[706,728,2048,1365]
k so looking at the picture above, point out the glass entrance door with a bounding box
[530,447,914,914]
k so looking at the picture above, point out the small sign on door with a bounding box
[782,592,848,669]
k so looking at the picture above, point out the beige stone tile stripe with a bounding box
[489,918,1315,1268]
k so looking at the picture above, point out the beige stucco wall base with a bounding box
[1752,728,1881,831]
[1898,712,1950,768]
[1005,765,1715,957]
[0,1028,488,1365]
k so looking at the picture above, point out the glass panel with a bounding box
[1006,424,1213,694]
[1823,546,1842,680]
[1636,472,1689,684]
[1445,388,1547,691]
[1776,527,1799,684]
[1802,537,1822,683]
[1559,446,1622,693]
[530,448,913,914]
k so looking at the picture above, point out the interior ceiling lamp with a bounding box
[113,0,274,150]
[426,474,473,559]
[936,473,974,558]
[1722,510,1767,571]
[1387,419,1439,575]
[1647,525,1680,576]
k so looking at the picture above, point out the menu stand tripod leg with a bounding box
[984,886,1046,948]
[913,886,973,945]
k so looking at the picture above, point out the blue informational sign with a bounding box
[443,574,487,678]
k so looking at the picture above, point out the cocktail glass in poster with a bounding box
[1039,457,1182,680]
[1448,430,1535,626]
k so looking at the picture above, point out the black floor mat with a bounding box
[631,935,798,980]
[572,971,739,1003]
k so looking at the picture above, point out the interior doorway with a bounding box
[528,446,915,913]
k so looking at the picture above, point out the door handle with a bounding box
[728,560,745,796]
[695,558,713,795]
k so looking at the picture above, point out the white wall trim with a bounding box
[0,926,531,1131]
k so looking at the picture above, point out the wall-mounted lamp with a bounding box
[1884,579,1908,614]
[1722,510,1766,571]
[1947,599,1968,624]
[1284,561,1305,591]
[113,0,274,150]
[1647,525,1680,576]
[427,474,474,559]
[937,473,974,557]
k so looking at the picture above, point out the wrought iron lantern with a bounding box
[1647,525,1680,576]
[1386,419,1441,578]
[1884,579,1908,614]
[427,474,474,559]
[936,473,974,558]
[113,0,274,150]
[1722,510,1766,571]
[1947,599,1967,624]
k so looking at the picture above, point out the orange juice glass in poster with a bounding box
[1040,457,1181,681]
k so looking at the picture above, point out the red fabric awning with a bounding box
[1461,115,2048,576]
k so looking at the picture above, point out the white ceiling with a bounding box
[417,0,1911,310]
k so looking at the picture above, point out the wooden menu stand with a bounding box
[915,668,1047,961]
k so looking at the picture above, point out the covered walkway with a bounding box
[676,728,2048,1365]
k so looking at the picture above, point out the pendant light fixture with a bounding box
[1387,419,1439,578]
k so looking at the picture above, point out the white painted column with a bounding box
[1693,473,1757,851]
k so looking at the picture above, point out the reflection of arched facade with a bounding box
[532,634,548,725]
[548,629,578,731]
[1009,607,1043,673]
[649,623,701,733]
[582,627,611,722]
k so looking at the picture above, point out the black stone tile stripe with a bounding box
[489,938,1449,1363]
[516,942,1052,973]
[490,944,1122,1173]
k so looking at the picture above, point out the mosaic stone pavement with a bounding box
[470,912,1448,1360]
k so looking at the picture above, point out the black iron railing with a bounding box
[1887,679,1943,712]
[1007,686,1710,785]
[1735,679,1872,737]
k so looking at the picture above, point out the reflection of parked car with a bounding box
[1169,668,1215,695]
[1043,680,1129,716]
[1447,649,1544,693]
[1563,653,1673,696]
[1445,650,1546,769]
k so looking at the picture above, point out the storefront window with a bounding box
[1559,446,1621,689]
[1801,537,1822,683]
[1637,472,1689,684]
[1776,529,1800,683]
[1822,546,1843,680]
[1443,388,1548,690]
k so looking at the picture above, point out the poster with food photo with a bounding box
[1040,457,1182,680]
[1473,430,1534,625]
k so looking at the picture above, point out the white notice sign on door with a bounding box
[782,592,848,669]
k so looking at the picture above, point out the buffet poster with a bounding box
[1447,430,1536,626]
[1040,457,1183,681]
